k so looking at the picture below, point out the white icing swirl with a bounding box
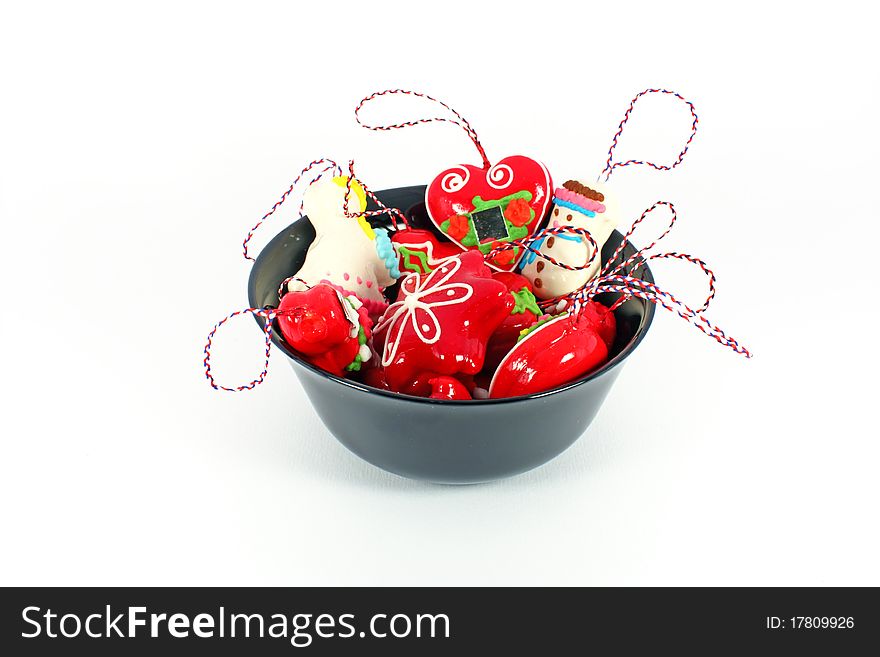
[440,166,470,193]
[486,163,514,190]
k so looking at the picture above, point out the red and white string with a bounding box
[487,201,750,358]
[203,307,279,392]
[242,158,341,261]
[600,88,699,182]
[341,159,409,230]
[355,89,491,169]
[241,156,410,263]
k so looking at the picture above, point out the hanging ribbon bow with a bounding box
[487,201,751,358]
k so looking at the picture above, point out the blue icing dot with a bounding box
[374,228,401,279]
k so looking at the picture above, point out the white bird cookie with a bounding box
[287,176,398,317]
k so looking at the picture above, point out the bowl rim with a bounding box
[247,185,655,405]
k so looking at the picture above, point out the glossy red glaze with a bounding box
[374,251,514,393]
[483,271,539,373]
[359,366,390,391]
[488,312,609,399]
[428,376,472,400]
[390,228,464,275]
[579,300,617,349]
[492,271,533,293]
[425,155,552,271]
[277,284,371,377]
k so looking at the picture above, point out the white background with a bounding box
[1,0,878,586]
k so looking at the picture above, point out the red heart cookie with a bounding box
[425,155,553,272]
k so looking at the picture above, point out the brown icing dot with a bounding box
[553,208,559,216]
[566,213,572,221]
[536,261,545,272]
[533,277,543,288]
[562,180,605,202]
[547,236,555,248]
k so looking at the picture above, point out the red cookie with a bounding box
[374,251,513,392]
[488,309,610,399]
[391,228,464,276]
[425,156,552,271]
[277,285,373,377]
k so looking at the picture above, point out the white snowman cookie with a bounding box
[287,176,398,317]
[520,180,618,300]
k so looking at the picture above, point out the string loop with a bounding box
[203,307,279,392]
[355,89,491,169]
[601,89,699,181]
[242,158,341,261]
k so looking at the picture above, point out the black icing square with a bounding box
[471,206,509,241]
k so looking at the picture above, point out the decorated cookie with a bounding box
[520,180,619,300]
[374,250,514,393]
[277,284,374,377]
[391,227,464,276]
[287,176,399,317]
[483,271,541,373]
[488,302,615,398]
[425,156,553,271]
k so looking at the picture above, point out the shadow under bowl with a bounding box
[248,185,655,483]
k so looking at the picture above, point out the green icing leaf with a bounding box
[517,313,563,342]
[441,217,479,247]
[511,287,541,315]
[343,305,368,372]
[471,190,532,211]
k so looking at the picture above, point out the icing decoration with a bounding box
[373,251,514,392]
[489,310,610,399]
[374,228,402,280]
[286,175,397,315]
[554,186,606,214]
[390,228,464,275]
[510,286,541,316]
[520,180,619,300]
[426,156,553,271]
[276,284,374,377]
[484,272,540,373]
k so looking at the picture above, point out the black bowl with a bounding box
[248,186,655,483]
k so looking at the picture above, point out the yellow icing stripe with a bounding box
[357,216,375,240]
[332,176,374,240]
